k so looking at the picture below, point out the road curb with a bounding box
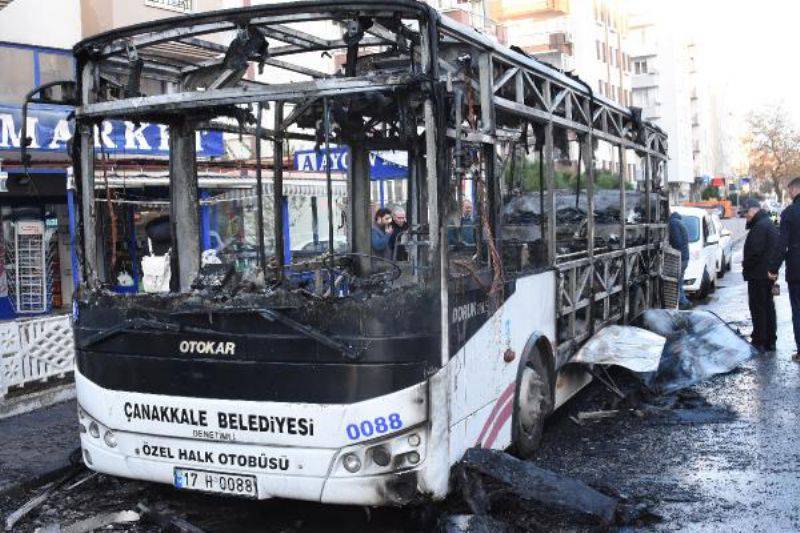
[0,384,76,420]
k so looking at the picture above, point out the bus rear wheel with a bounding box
[511,347,553,459]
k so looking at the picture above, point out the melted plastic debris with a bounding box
[572,325,665,373]
[642,310,757,393]
[573,310,756,394]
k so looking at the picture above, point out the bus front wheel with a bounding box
[511,345,554,459]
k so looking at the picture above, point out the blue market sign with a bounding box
[293,147,408,180]
[0,104,224,157]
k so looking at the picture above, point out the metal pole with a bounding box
[323,97,335,258]
[619,143,627,249]
[168,118,200,292]
[273,101,285,278]
[255,102,268,279]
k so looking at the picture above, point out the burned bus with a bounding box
[57,1,671,505]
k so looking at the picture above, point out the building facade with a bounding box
[489,0,632,108]
[485,0,634,181]
[0,0,226,320]
[627,4,695,201]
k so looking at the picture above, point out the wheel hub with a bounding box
[518,366,546,434]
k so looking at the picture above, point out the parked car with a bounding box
[711,213,733,277]
[673,206,721,298]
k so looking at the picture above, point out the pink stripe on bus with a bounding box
[475,381,515,446]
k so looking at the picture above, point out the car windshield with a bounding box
[681,216,701,242]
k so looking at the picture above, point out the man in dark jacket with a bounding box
[770,177,800,360]
[668,211,691,308]
[743,203,780,352]
[371,207,394,260]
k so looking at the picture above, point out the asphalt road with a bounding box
[4,216,800,532]
[532,224,800,531]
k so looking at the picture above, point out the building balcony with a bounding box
[441,7,507,44]
[488,0,570,22]
[631,73,659,90]
[530,49,574,71]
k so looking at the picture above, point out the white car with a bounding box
[711,213,733,278]
[673,206,721,298]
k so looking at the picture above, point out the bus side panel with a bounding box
[446,270,556,463]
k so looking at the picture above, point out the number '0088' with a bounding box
[346,414,403,440]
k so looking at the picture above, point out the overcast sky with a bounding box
[644,0,800,121]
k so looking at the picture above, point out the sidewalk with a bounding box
[0,399,78,495]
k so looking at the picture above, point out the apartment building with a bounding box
[488,0,632,108]
[627,5,695,200]
[485,0,633,181]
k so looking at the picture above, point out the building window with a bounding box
[633,87,658,107]
[596,40,602,61]
[0,46,35,104]
[598,79,604,95]
[633,59,648,75]
[38,52,74,86]
[602,42,608,63]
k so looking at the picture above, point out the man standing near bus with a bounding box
[743,201,780,353]
[389,207,410,261]
[769,177,800,360]
[668,210,692,309]
[371,207,394,260]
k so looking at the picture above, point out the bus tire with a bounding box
[699,270,711,298]
[511,338,554,459]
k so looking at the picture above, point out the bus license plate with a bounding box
[174,468,257,498]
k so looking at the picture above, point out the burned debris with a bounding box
[452,448,660,529]
[573,309,757,394]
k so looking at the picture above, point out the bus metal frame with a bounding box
[66,0,670,506]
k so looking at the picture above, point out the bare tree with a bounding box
[745,105,800,198]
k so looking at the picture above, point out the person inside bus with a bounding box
[145,215,172,255]
[448,199,477,247]
[389,206,410,261]
[371,207,394,260]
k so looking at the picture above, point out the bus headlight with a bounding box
[88,421,100,438]
[370,446,391,467]
[342,453,362,473]
[334,427,426,477]
[103,430,118,448]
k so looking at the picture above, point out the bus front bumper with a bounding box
[79,415,428,505]
[74,363,432,507]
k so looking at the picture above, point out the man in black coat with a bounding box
[770,177,800,360]
[743,202,780,352]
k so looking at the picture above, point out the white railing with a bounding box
[0,315,74,399]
